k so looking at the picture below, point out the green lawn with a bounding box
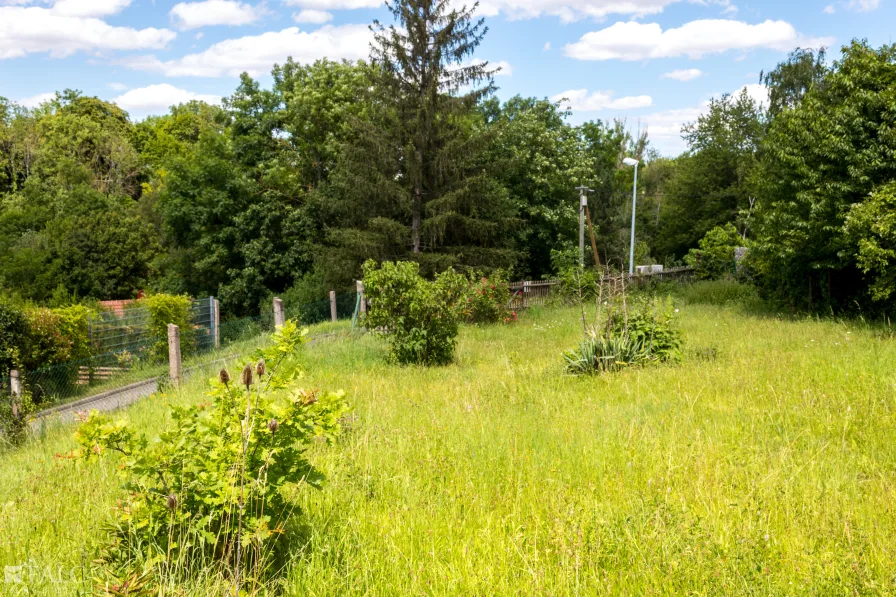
[2,299,896,595]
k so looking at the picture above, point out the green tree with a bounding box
[321,0,517,285]
[761,47,827,117]
[751,41,896,310]
[657,88,764,259]
[843,183,896,302]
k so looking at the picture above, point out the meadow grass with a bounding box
[2,299,896,595]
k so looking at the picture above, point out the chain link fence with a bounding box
[11,291,359,411]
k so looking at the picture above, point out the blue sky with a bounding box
[1,0,892,154]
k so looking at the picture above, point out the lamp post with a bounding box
[575,186,593,267]
[622,157,639,275]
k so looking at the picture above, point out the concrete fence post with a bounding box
[9,369,21,420]
[357,280,366,315]
[168,324,182,387]
[273,297,285,330]
[213,298,220,348]
[329,291,337,322]
[523,280,531,308]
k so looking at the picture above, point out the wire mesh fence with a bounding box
[12,291,360,411]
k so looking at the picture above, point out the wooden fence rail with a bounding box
[508,266,695,309]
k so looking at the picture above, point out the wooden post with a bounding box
[329,291,337,322]
[213,298,220,348]
[273,297,285,330]
[10,369,21,420]
[357,281,366,315]
[168,324,182,387]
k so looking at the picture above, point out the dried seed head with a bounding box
[218,368,230,385]
[255,359,266,377]
[240,364,253,388]
[166,493,178,511]
[268,419,279,433]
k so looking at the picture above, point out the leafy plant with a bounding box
[143,293,194,361]
[565,295,682,375]
[462,271,512,324]
[76,320,349,591]
[684,223,744,281]
[362,260,467,365]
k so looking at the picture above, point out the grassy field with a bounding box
[2,292,896,595]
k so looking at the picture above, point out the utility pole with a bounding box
[575,186,593,267]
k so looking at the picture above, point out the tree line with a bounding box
[1,0,895,316]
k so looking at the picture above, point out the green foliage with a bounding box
[462,271,512,324]
[549,248,598,302]
[565,296,682,374]
[0,297,26,372]
[751,41,896,311]
[143,294,194,361]
[657,88,764,259]
[362,260,467,365]
[75,321,349,590]
[843,183,896,302]
[684,223,744,280]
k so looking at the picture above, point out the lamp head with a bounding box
[622,157,639,167]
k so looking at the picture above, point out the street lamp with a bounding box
[622,157,639,275]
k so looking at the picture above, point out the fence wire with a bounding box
[15,292,358,411]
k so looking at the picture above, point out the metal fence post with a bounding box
[10,369,21,420]
[168,324,182,387]
[273,297,285,329]
[213,298,220,348]
[330,291,337,322]
[357,281,366,315]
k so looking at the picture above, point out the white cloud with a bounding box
[0,5,176,59]
[112,83,221,112]
[543,42,551,51]
[823,4,835,12]
[18,92,55,108]
[52,0,132,17]
[473,0,670,21]
[565,19,833,61]
[551,89,653,111]
[661,68,703,81]
[721,3,738,13]
[170,0,265,30]
[292,8,333,23]
[847,0,878,10]
[107,82,128,91]
[122,25,371,77]
[283,0,380,8]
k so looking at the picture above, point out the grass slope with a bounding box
[2,301,896,595]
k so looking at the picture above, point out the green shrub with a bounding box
[0,297,26,372]
[76,321,349,591]
[565,296,682,375]
[362,260,467,365]
[143,293,195,361]
[549,248,598,303]
[685,223,744,280]
[462,271,512,324]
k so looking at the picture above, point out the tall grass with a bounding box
[2,305,896,594]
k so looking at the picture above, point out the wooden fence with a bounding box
[508,266,695,309]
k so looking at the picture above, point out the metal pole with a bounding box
[628,162,639,275]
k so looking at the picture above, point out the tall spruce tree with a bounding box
[320,0,517,284]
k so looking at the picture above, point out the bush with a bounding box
[362,260,467,365]
[565,296,682,375]
[685,223,744,281]
[462,271,512,324]
[76,321,349,591]
[0,298,26,373]
[549,248,598,303]
[143,293,195,361]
